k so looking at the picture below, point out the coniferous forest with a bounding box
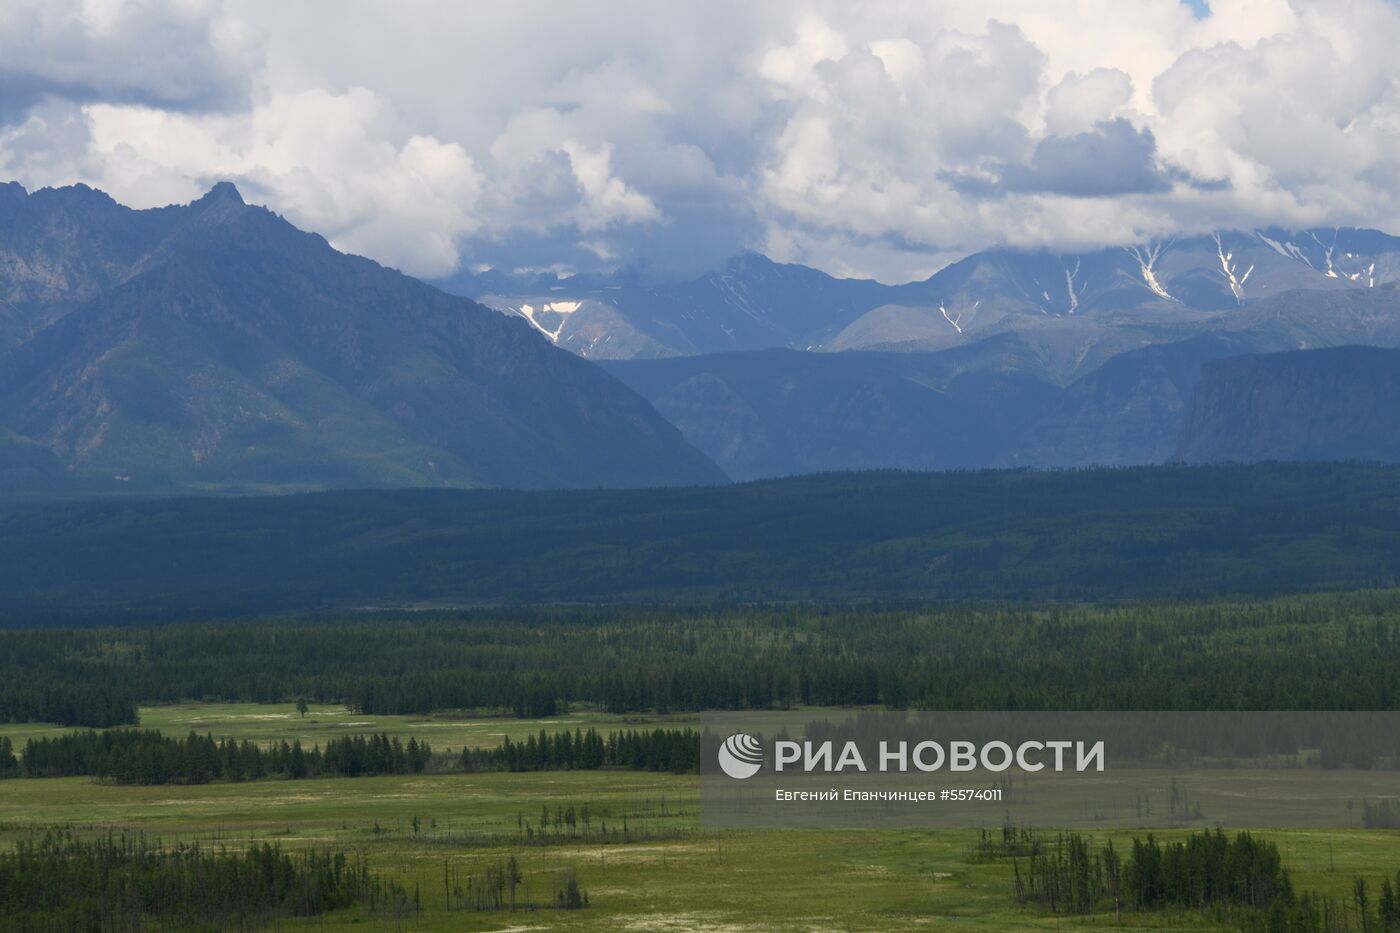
[2,516,1400,930]
[4,463,1400,620]
[0,830,417,932]
[8,726,698,784]
[1008,828,1400,932]
[4,591,1400,729]
[5,468,1400,929]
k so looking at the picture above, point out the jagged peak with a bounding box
[194,181,245,206]
[19,183,119,209]
[724,250,775,271]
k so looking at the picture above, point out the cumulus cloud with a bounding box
[990,120,1176,197]
[1043,69,1135,136]
[1,0,1400,282]
[755,0,1400,273]
[0,0,258,118]
[0,87,485,277]
[970,118,1228,200]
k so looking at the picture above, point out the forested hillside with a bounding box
[4,592,1399,727]
[2,462,1400,619]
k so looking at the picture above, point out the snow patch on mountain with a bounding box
[938,302,964,334]
[1065,260,1081,314]
[497,299,584,342]
[1125,242,1175,301]
[1213,233,1253,304]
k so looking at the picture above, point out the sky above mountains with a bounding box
[2,0,1399,284]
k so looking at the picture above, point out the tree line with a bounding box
[5,590,1400,728]
[8,727,700,785]
[0,684,137,729]
[15,730,433,784]
[460,727,699,773]
[0,828,413,932]
[1012,828,1400,932]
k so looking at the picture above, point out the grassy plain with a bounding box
[3,704,1398,931]
[0,701,699,749]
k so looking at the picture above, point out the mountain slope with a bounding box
[1002,334,1254,467]
[0,182,725,493]
[447,228,1400,363]
[1176,346,1400,464]
[605,335,1244,478]
[828,230,1400,361]
[607,274,1400,478]
[461,253,892,359]
[0,181,193,351]
[1213,281,1400,351]
[605,346,1053,479]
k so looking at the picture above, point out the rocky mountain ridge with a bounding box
[0,181,725,495]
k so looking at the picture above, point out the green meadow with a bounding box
[0,701,699,749]
[3,704,1397,931]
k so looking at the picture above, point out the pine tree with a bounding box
[289,740,308,778]
[1379,878,1397,932]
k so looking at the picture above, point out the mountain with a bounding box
[444,253,892,360]
[0,182,725,494]
[1212,280,1400,351]
[1176,346,1400,464]
[12,180,1397,491]
[609,281,1400,479]
[605,334,1251,478]
[0,181,194,352]
[442,228,1400,366]
[1001,333,1255,468]
[604,345,1053,479]
[832,228,1400,352]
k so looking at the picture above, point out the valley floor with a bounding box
[2,704,1394,932]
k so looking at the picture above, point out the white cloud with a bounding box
[758,17,850,99]
[53,88,486,277]
[560,142,661,231]
[2,0,1400,282]
[0,0,259,113]
[752,0,1400,270]
[1044,69,1135,136]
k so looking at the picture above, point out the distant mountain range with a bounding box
[602,334,1226,478]
[438,231,1400,479]
[0,182,724,495]
[441,228,1400,367]
[438,253,891,359]
[603,282,1400,479]
[7,179,1400,496]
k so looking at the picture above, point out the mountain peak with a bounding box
[0,179,725,492]
[196,181,245,206]
[722,251,777,274]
